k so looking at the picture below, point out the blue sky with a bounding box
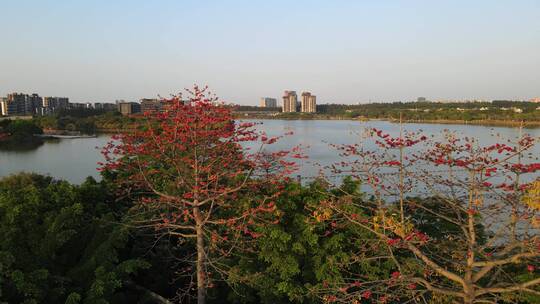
[1,0,539,104]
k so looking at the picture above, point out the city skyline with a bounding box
[1,90,538,107]
[1,1,540,104]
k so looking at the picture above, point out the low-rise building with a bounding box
[118,102,141,115]
[69,102,91,109]
[140,98,166,113]
[260,97,277,108]
[0,98,7,116]
[43,97,69,112]
[94,102,117,111]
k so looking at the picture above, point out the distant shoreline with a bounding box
[390,119,540,128]
[234,114,540,128]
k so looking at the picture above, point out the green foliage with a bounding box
[316,100,540,121]
[0,174,148,304]
[1,172,537,303]
[33,110,140,134]
[225,178,392,303]
[4,119,43,136]
[247,100,540,123]
[0,119,44,150]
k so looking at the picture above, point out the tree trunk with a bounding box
[463,282,475,304]
[195,207,206,304]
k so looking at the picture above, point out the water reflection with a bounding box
[0,138,45,152]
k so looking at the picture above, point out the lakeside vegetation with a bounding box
[236,100,540,127]
[1,100,539,142]
[0,119,44,150]
[1,88,539,304]
[33,109,141,134]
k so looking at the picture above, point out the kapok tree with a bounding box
[101,86,296,304]
[318,127,540,304]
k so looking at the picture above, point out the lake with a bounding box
[1,120,539,184]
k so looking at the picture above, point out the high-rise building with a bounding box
[260,97,277,108]
[3,93,41,116]
[5,93,27,115]
[282,91,297,112]
[26,94,43,114]
[0,93,70,116]
[301,92,316,113]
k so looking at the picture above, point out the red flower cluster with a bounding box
[485,167,497,177]
[484,143,515,154]
[372,128,427,148]
[404,231,429,244]
[387,238,401,247]
[509,163,540,174]
[361,290,372,299]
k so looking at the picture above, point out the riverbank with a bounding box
[35,134,97,139]
[387,118,540,128]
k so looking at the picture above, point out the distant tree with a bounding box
[5,119,42,137]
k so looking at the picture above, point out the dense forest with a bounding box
[1,90,539,304]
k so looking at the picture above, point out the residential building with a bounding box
[27,94,43,114]
[260,97,277,108]
[417,97,427,102]
[5,93,27,115]
[0,93,72,116]
[140,98,166,113]
[118,102,141,115]
[94,102,117,111]
[282,91,297,112]
[69,102,91,109]
[0,98,6,116]
[301,92,316,113]
[530,97,540,103]
[43,97,69,112]
[3,93,38,116]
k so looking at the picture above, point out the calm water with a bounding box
[1,120,539,184]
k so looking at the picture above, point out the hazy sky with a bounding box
[1,0,539,104]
